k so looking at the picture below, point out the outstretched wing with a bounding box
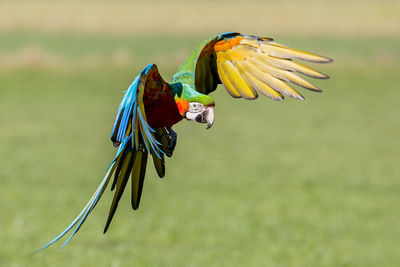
[39,64,175,250]
[195,32,332,100]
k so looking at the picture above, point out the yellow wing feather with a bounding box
[235,61,283,100]
[216,60,241,98]
[220,59,258,100]
[261,56,329,79]
[214,35,331,101]
[272,69,321,92]
[246,57,304,100]
[250,56,321,91]
[262,42,332,63]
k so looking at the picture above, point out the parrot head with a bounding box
[174,84,215,129]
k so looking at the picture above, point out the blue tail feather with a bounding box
[38,162,116,251]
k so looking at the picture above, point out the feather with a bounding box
[269,68,321,92]
[262,42,333,63]
[239,37,260,48]
[216,59,241,98]
[110,110,123,145]
[37,165,115,250]
[115,78,138,142]
[222,48,247,62]
[231,45,258,58]
[37,132,131,250]
[220,59,258,100]
[152,152,165,178]
[104,149,134,233]
[133,104,140,150]
[235,61,283,100]
[131,150,148,209]
[260,56,329,79]
[111,158,123,191]
[246,58,304,100]
[250,55,321,91]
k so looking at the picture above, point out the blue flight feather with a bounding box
[110,64,163,159]
[111,64,164,158]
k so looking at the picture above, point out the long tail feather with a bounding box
[37,162,117,251]
[131,150,148,210]
[103,150,134,233]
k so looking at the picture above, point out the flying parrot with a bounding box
[39,32,332,250]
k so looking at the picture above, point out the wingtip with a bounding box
[242,94,258,100]
[305,56,333,64]
[322,57,334,63]
[313,72,330,80]
[271,95,284,101]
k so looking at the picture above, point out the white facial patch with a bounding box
[185,111,199,121]
[188,102,205,113]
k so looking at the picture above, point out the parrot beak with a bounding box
[205,105,214,129]
[184,105,215,129]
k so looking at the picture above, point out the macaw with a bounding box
[39,32,332,250]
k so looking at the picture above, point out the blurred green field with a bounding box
[1,1,400,266]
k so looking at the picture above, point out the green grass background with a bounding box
[1,1,400,266]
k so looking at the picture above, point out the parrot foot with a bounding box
[166,127,177,153]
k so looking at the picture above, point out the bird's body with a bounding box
[40,32,332,250]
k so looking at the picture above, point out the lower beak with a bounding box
[205,106,214,129]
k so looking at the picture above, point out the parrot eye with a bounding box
[188,102,205,113]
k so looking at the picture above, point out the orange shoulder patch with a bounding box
[214,36,244,52]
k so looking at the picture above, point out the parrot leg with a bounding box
[166,127,177,152]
